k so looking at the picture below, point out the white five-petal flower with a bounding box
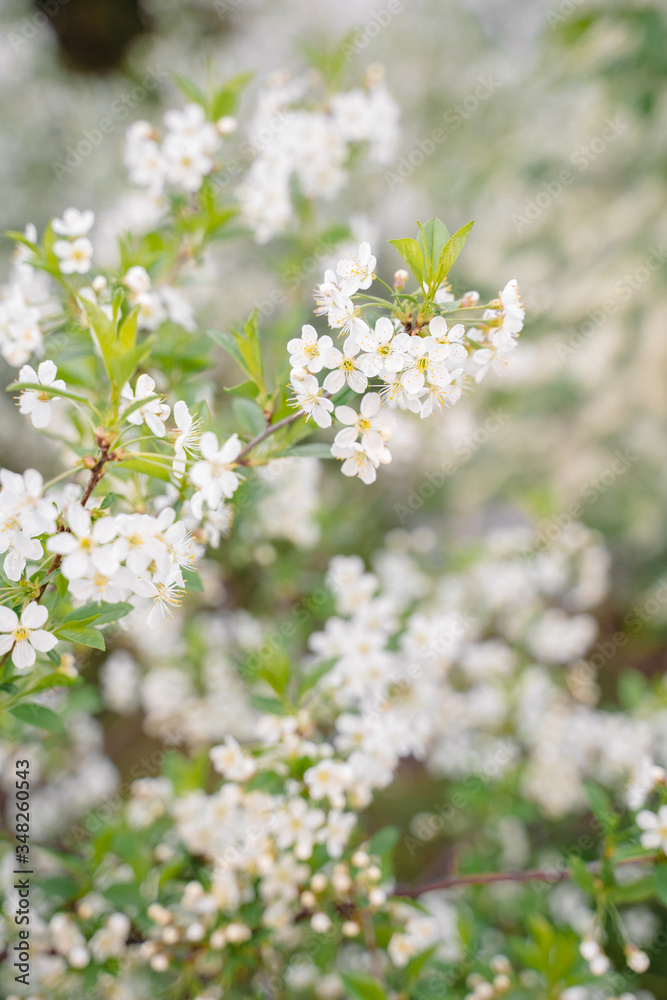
[190,432,243,510]
[636,806,667,853]
[287,325,333,373]
[52,208,95,237]
[336,242,376,296]
[322,339,368,395]
[46,503,119,580]
[53,237,93,275]
[121,374,171,437]
[333,392,395,455]
[289,369,334,428]
[17,360,66,428]
[172,400,200,478]
[0,601,57,670]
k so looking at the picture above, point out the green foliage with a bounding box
[340,971,387,1000]
[389,217,474,298]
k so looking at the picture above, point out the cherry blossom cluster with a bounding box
[0,226,54,366]
[12,520,665,998]
[236,69,399,242]
[288,242,524,483]
[124,102,232,196]
[122,71,399,245]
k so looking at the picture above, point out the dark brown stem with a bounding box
[236,410,304,464]
[395,852,658,898]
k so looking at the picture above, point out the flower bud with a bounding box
[217,116,238,135]
[393,269,409,291]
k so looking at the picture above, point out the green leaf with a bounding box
[55,573,68,598]
[583,781,613,828]
[10,702,66,733]
[259,653,291,697]
[102,882,144,911]
[432,221,474,289]
[655,866,667,906]
[39,875,79,901]
[6,229,39,252]
[250,695,287,716]
[54,625,106,650]
[417,217,450,279]
[6,381,90,405]
[298,657,337,697]
[228,311,265,391]
[172,73,207,107]
[282,442,334,458]
[28,672,80,693]
[225,380,260,399]
[406,945,437,984]
[117,457,172,482]
[608,876,655,903]
[207,328,249,373]
[340,971,387,1000]
[81,299,150,399]
[182,568,204,593]
[368,825,401,861]
[387,237,424,285]
[618,669,648,710]
[62,601,133,627]
[80,298,117,382]
[567,855,596,895]
[232,397,266,437]
[211,71,254,119]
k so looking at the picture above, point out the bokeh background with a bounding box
[2,0,667,994]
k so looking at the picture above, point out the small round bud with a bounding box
[150,952,169,972]
[352,851,369,867]
[490,955,511,974]
[332,871,352,893]
[310,873,328,892]
[68,946,90,969]
[154,843,174,862]
[216,116,237,135]
[342,921,360,937]
[460,290,480,308]
[393,269,409,291]
[148,903,172,925]
[364,63,385,88]
[311,912,332,933]
[368,887,386,907]
[186,921,206,942]
[625,945,650,973]
[226,922,251,944]
[579,939,599,962]
[589,954,610,976]
[300,890,316,908]
[210,928,226,949]
[161,925,180,945]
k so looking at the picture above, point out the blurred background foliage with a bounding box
[2,0,667,991]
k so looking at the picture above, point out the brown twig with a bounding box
[395,852,658,898]
[236,410,304,464]
[0,430,118,673]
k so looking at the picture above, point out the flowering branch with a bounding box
[395,852,658,898]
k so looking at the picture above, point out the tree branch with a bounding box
[236,410,304,464]
[395,852,658,898]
